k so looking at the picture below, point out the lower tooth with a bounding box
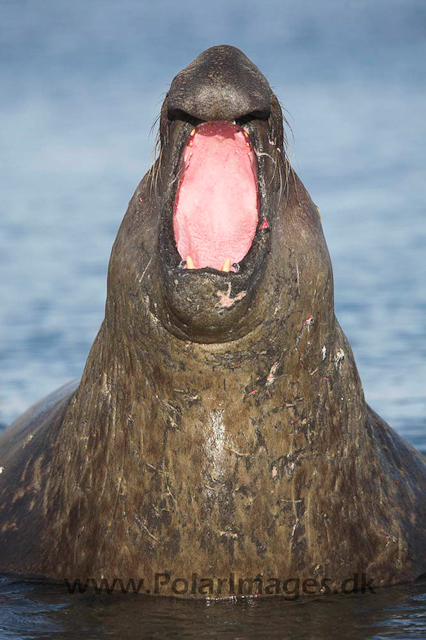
[186,256,195,269]
[221,258,231,272]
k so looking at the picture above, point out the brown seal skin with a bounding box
[0,45,425,598]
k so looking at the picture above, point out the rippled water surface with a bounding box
[0,575,426,640]
[0,0,425,637]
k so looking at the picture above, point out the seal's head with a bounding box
[108,45,332,344]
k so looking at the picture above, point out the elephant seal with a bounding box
[0,45,425,598]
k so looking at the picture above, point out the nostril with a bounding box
[236,110,271,125]
[167,109,270,126]
[167,108,203,127]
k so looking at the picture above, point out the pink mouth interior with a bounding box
[173,122,258,270]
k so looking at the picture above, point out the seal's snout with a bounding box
[167,45,271,122]
[155,45,284,342]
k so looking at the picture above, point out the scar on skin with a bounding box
[216,283,246,308]
[334,348,345,369]
[224,445,251,457]
[266,361,280,386]
[133,514,159,543]
[23,435,33,448]
[296,315,314,342]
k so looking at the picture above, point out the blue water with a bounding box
[0,0,425,637]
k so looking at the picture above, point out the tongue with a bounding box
[173,122,258,271]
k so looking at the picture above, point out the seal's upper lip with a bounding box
[160,117,271,281]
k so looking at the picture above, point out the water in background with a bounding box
[0,1,425,637]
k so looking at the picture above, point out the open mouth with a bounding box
[156,112,273,340]
[173,122,259,273]
[158,116,271,281]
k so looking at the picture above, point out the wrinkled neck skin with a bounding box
[44,166,408,586]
